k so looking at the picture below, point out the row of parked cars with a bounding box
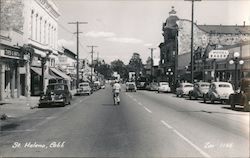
[39,81,105,107]
[175,79,250,112]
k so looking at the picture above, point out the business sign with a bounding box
[208,50,229,59]
[0,49,23,59]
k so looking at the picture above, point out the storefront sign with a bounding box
[4,49,23,58]
[208,50,229,59]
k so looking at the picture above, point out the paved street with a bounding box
[0,85,249,157]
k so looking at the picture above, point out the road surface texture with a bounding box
[0,85,249,157]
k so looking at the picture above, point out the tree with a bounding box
[93,59,112,79]
[127,53,144,77]
[110,59,128,79]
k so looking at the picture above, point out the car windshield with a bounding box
[218,84,230,88]
[47,85,64,91]
[160,83,168,86]
[200,84,209,87]
[184,85,193,87]
[80,83,89,87]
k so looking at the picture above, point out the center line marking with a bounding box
[143,106,152,113]
[161,120,173,129]
[173,129,211,158]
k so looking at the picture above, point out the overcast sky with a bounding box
[53,0,250,64]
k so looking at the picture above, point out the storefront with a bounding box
[0,44,27,100]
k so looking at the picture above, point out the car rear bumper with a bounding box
[39,99,64,105]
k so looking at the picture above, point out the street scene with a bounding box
[0,0,250,157]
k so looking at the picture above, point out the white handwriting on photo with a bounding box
[204,142,233,149]
[12,141,65,149]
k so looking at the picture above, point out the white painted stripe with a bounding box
[143,106,152,113]
[138,102,143,106]
[173,129,211,158]
[161,120,173,129]
[1,129,34,133]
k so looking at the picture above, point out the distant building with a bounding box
[159,6,250,84]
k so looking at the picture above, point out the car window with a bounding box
[200,84,209,87]
[47,85,64,91]
[218,84,230,88]
[80,83,89,87]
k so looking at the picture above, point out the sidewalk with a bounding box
[0,96,39,120]
[0,89,77,120]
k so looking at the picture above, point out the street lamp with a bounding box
[185,0,202,84]
[40,51,52,96]
[229,52,244,91]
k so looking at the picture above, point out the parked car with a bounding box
[189,82,210,100]
[229,78,250,111]
[94,81,101,90]
[149,82,159,91]
[203,82,234,104]
[157,82,171,93]
[126,82,137,92]
[176,83,194,97]
[39,83,72,107]
[76,82,92,95]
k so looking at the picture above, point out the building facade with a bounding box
[0,0,61,100]
[159,7,250,85]
[23,0,60,96]
[0,0,27,100]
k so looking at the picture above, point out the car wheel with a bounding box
[203,95,207,103]
[194,94,198,100]
[189,94,192,100]
[230,98,235,109]
[210,96,214,104]
[158,90,160,93]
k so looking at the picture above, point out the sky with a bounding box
[53,0,250,64]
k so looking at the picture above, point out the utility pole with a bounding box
[185,0,201,83]
[87,46,98,83]
[68,21,87,89]
[149,48,156,82]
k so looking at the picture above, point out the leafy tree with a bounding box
[127,53,144,76]
[110,59,128,79]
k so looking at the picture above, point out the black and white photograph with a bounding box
[0,0,250,157]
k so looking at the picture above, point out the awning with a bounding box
[33,48,47,57]
[31,67,61,79]
[50,67,71,80]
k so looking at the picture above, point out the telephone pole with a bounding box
[68,21,87,88]
[87,46,98,83]
[185,0,201,83]
[149,48,156,81]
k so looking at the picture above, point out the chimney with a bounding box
[243,21,246,27]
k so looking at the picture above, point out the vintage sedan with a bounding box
[126,82,137,92]
[149,82,159,91]
[76,82,92,95]
[203,82,234,104]
[189,82,210,100]
[229,78,250,111]
[176,83,193,97]
[157,82,171,93]
[39,83,72,107]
